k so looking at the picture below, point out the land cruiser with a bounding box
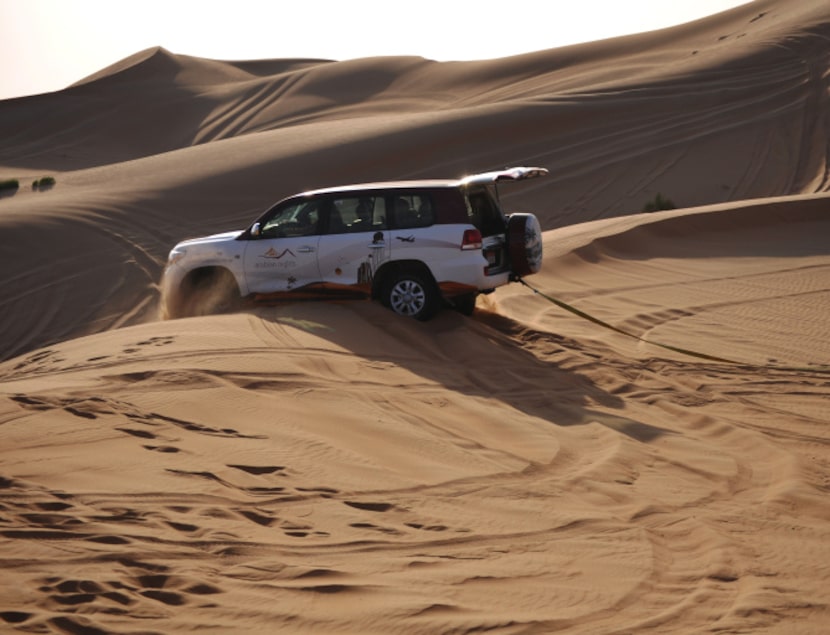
[161,166,547,320]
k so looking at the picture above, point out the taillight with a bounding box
[461,229,482,250]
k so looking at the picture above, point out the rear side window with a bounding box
[389,193,435,229]
[327,196,387,234]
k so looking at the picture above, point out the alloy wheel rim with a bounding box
[390,280,425,315]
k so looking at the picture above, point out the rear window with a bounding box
[465,187,505,236]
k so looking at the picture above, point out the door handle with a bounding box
[297,246,316,253]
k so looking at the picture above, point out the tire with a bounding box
[170,268,240,318]
[451,293,477,316]
[384,271,440,321]
[507,213,543,277]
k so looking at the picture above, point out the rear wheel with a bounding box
[384,271,440,321]
[451,293,477,316]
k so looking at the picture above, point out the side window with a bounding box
[260,199,320,238]
[327,196,387,234]
[389,193,435,229]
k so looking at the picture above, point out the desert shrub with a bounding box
[0,178,20,194]
[642,192,676,213]
[32,176,56,191]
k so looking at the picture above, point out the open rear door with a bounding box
[459,166,549,187]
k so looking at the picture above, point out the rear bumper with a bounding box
[437,269,510,298]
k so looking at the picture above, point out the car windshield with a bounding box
[260,200,321,237]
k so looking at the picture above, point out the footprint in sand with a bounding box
[0,611,31,625]
[343,500,395,512]
[11,349,65,372]
[143,444,181,453]
[118,427,157,439]
[227,464,285,475]
[227,464,292,495]
[122,336,175,356]
[135,336,175,347]
[36,569,223,617]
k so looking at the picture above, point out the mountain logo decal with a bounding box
[261,247,296,259]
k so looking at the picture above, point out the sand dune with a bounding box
[1,0,829,632]
[1,0,828,360]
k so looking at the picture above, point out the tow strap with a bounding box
[516,277,746,365]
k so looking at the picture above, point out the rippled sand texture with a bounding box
[1,0,829,632]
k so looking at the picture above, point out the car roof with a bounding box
[300,166,548,197]
[303,179,457,196]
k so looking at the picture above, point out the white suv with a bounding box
[161,166,547,320]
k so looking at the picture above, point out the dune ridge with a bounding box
[1,0,829,632]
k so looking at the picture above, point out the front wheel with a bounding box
[167,268,241,319]
[384,271,440,321]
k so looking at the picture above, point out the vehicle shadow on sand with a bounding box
[253,300,672,444]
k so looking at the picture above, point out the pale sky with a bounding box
[2,0,752,101]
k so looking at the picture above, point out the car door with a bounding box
[387,191,440,260]
[315,194,390,293]
[242,198,323,295]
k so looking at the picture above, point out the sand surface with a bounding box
[1,0,829,632]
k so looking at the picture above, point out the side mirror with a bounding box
[250,222,262,238]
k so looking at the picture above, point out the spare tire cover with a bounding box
[507,213,543,276]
